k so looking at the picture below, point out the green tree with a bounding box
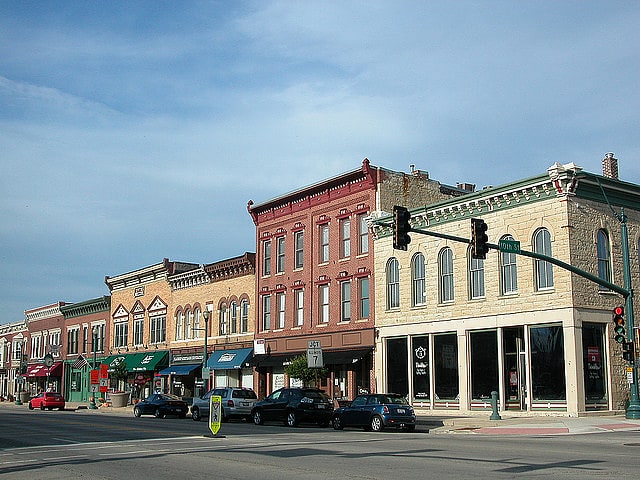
[109,360,129,391]
[284,355,328,387]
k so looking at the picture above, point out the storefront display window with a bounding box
[582,323,607,405]
[470,330,498,400]
[412,335,429,400]
[530,325,566,400]
[434,333,458,400]
[386,337,408,396]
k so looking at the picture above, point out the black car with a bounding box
[251,387,334,427]
[133,393,189,419]
[331,393,416,432]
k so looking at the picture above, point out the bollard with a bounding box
[490,390,501,420]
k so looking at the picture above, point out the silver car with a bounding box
[191,386,257,422]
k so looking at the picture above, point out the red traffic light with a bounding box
[613,306,624,317]
[613,306,626,344]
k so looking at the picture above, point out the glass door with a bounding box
[503,327,527,410]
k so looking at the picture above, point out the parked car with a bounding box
[28,392,65,411]
[191,386,257,422]
[251,387,334,427]
[133,393,189,418]
[331,393,416,432]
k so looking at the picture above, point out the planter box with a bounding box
[109,392,130,408]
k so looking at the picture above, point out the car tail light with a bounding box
[227,400,234,407]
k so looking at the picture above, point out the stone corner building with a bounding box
[373,154,639,416]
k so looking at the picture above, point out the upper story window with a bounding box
[150,315,166,344]
[134,317,144,345]
[294,231,304,269]
[241,299,250,333]
[469,247,485,299]
[439,247,454,303]
[596,229,612,291]
[319,284,330,323]
[533,227,554,291]
[411,252,426,306]
[31,335,42,359]
[67,328,79,354]
[176,311,184,340]
[358,277,370,319]
[500,234,518,295]
[113,322,128,348]
[219,303,228,335]
[276,236,286,273]
[358,213,369,254]
[295,289,304,326]
[319,224,330,263]
[340,218,351,258]
[262,295,271,331]
[262,239,272,276]
[230,301,238,334]
[185,310,193,339]
[386,258,400,309]
[340,280,351,321]
[193,307,201,339]
[276,292,286,329]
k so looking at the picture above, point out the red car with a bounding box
[28,392,66,411]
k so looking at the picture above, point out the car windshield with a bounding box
[158,394,182,401]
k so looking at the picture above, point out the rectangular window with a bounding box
[262,239,272,276]
[151,315,166,344]
[276,292,285,329]
[114,322,128,348]
[67,329,79,355]
[262,295,271,331]
[340,280,351,321]
[294,231,304,269]
[82,326,88,353]
[358,277,370,319]
[295,289,304,326]
[340,218,351,258]
[134,317,144,346]
[319,284,330,323]
[358,213,369,254]
[276,236,286,273]
[96,324,105,352]
[319,224,329,263]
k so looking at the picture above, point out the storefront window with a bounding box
[386,337,408,396]
[412,335,429,400]
[582,323,607,404]
[530,325,566,400]
[434,333,458,400]
[470,330,498,400]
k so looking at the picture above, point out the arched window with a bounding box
[230,301,238,334]
[185,310,193,339]
[439,247,454,303]
[219,303,228,335]
[500,234,518,295]
[533,228,554,290]
[241,299,249,333]
[596,229,612,291]
[411,252,426,306]
[386,258,400,309]
[468,246,485,299]
[176,311,184,340]
[193,307,201,339]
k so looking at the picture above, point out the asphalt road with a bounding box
[1,408,640,479]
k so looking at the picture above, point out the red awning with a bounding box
[26,362,62,377]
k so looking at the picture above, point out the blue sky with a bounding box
[1,1,639,324]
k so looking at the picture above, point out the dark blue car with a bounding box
[331,393,416,432]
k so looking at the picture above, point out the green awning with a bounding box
[103,353,144,372]
[131,351,169,372]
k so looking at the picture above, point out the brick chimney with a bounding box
[602,152,619,179]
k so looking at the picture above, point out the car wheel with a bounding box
[191,407,200,421]
[154,408,164,418]
[370,415,384,432]
[28,402,34,410]
[285,410,298,427]
[332,415,344,430]
[40,404,45,411]
[252,409,264,425]
[133,406,142,417]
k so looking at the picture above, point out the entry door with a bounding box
[503,327,527,411]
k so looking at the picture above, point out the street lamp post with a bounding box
[89,326,98,410]
[202,310,210,392]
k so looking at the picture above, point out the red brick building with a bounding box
[247,158,466,401]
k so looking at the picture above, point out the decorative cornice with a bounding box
[25,302,68,322]
[105,259,199,292]
[60,296,111,319]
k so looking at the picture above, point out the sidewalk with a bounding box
[3,400,640,435]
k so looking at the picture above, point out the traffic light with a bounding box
[393,205,411,250]
[622,341,635,362]
[471,218,489,259]
[612,306,626,344]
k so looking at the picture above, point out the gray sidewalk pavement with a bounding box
[3,400,640,436]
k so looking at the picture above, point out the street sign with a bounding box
[209,395,222,436]
[308,340,321,349]
[307,348,324,368]
[90,369,99,385]
[499,239,521,254]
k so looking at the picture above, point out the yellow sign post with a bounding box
[209,395,222,436]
